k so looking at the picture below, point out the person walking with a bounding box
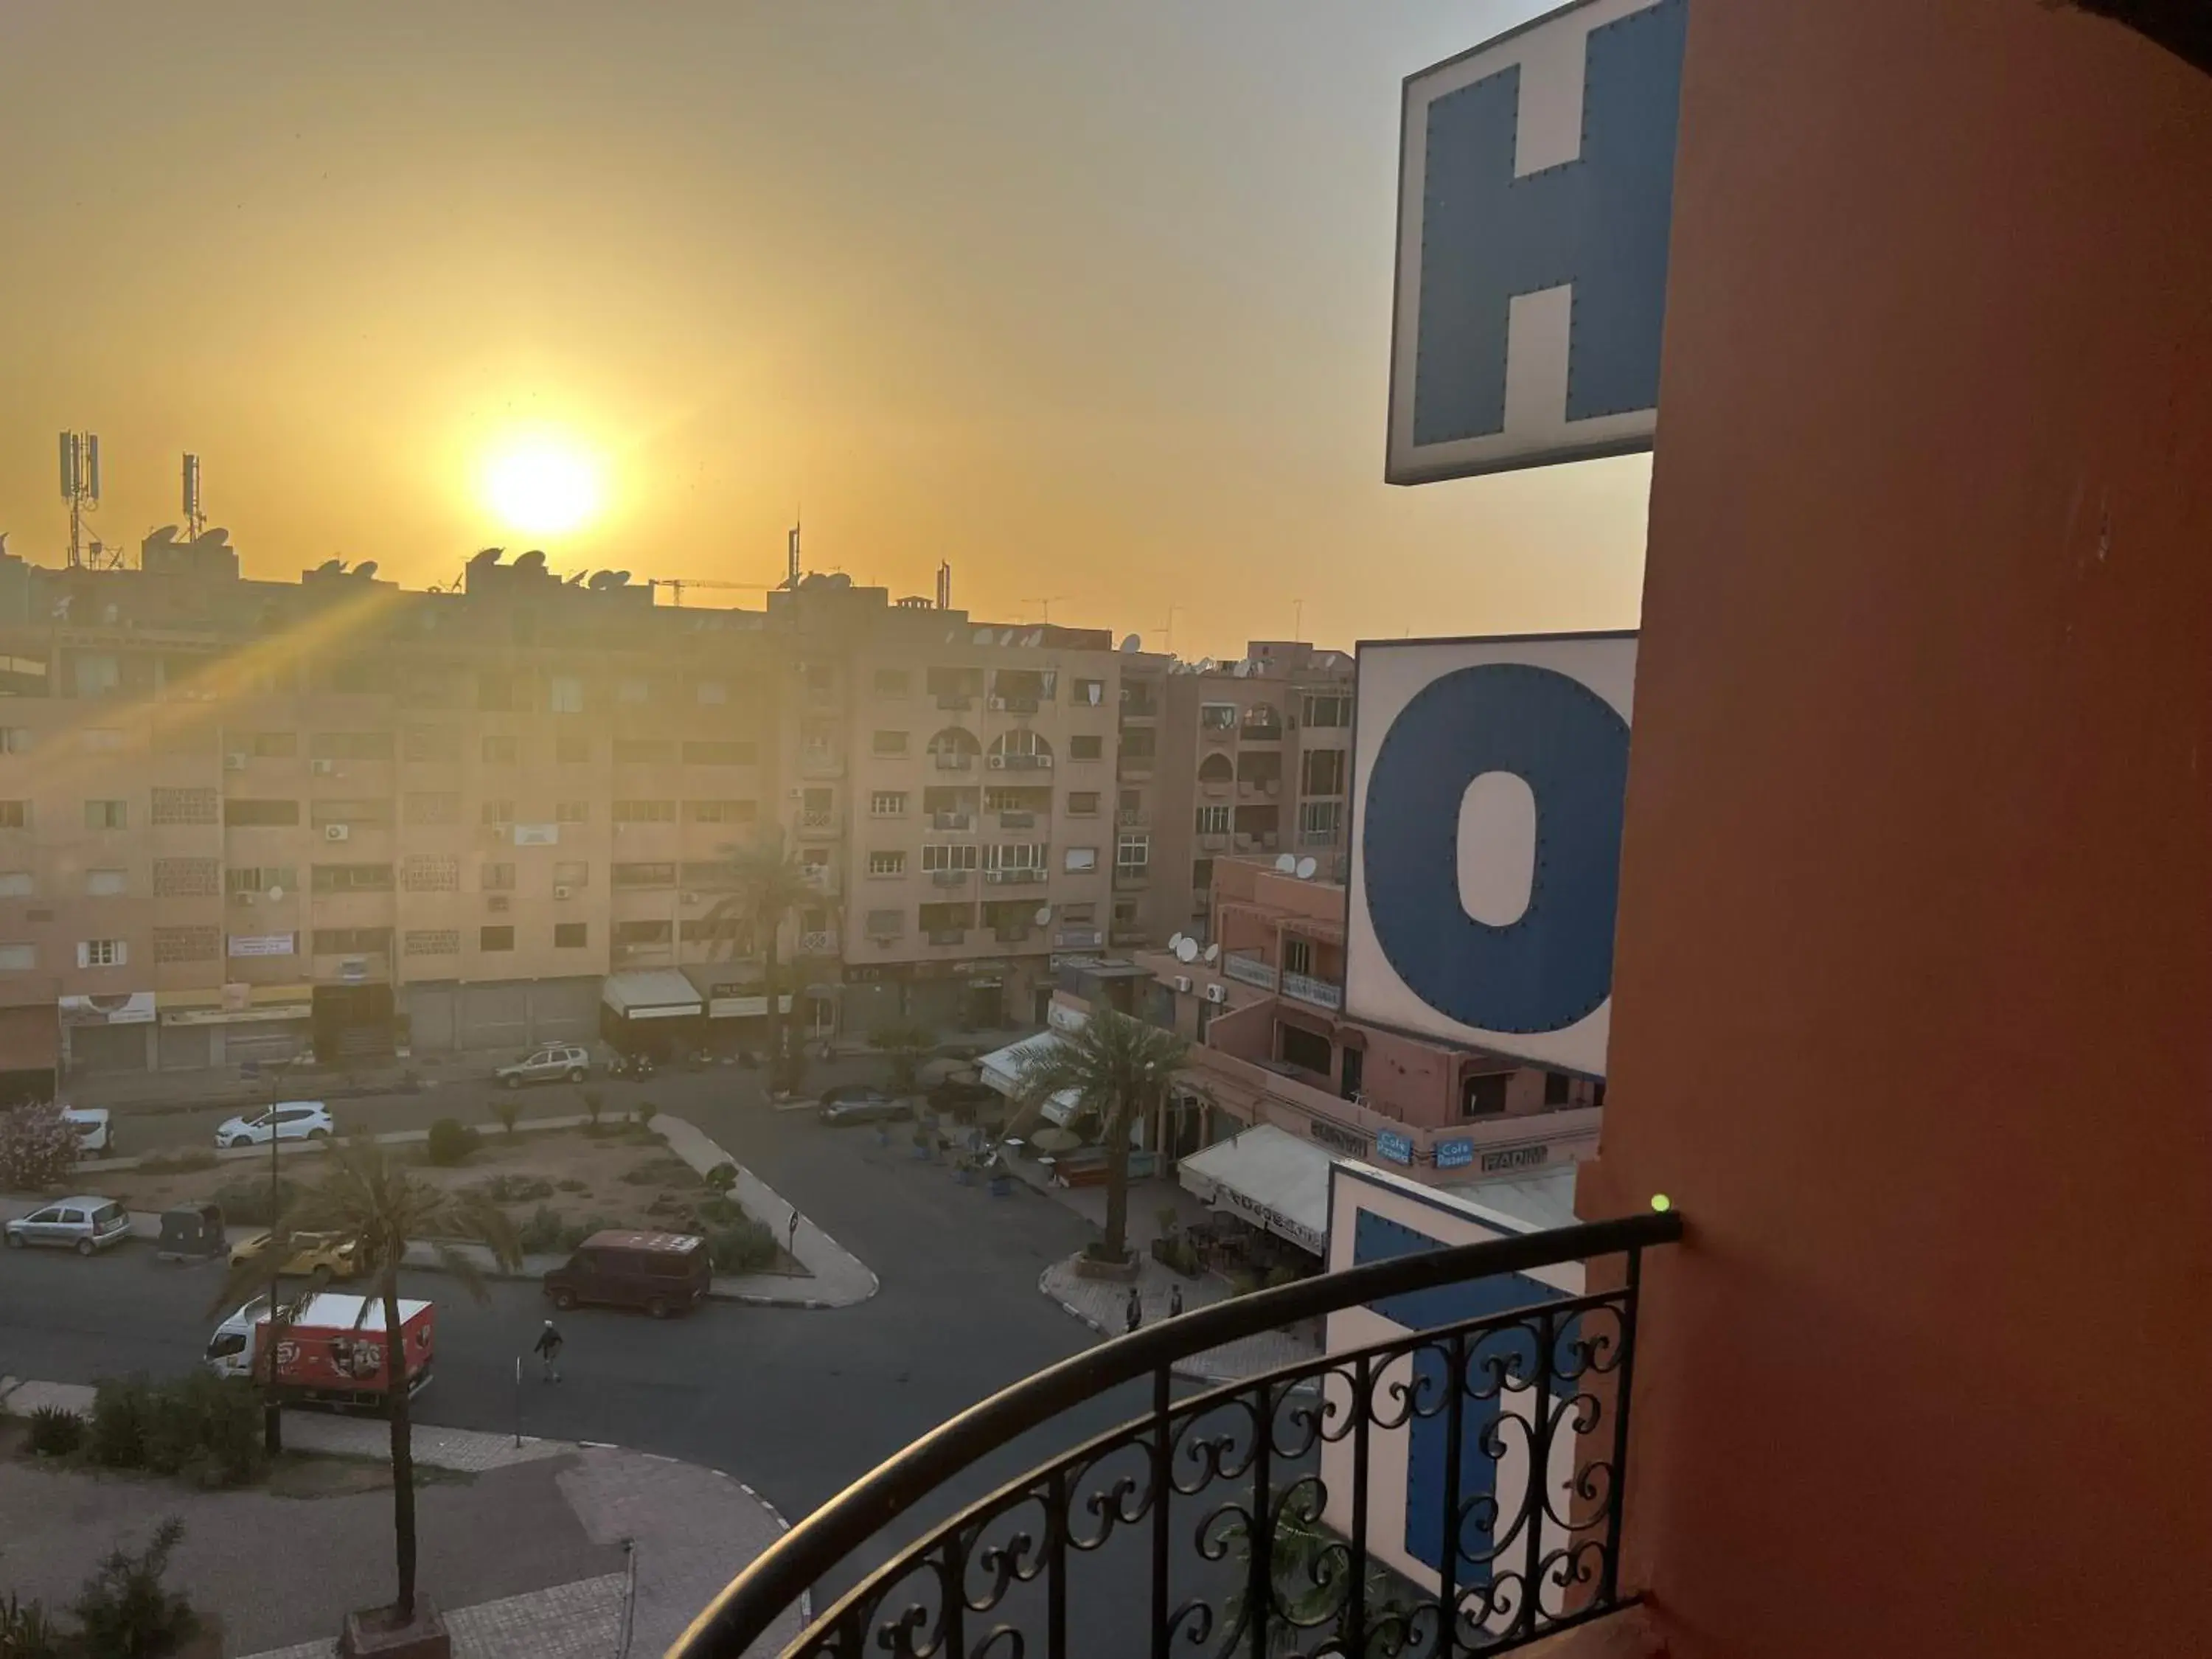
[1124,1286,1142,1335]
[1169,1284,1183,1318]
[533,1318,564,1382]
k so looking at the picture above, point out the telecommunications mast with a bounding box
[58,431,104,568]
[182,453,206,540]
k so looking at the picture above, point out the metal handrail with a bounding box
[672,1208,1683,1658]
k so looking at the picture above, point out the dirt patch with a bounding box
[265,1452,475,1499]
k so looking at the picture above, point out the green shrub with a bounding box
[556,1178,588,1193]
[693,1194,742,1227]
[135,1149,218,1177]
[139,1373,265,1488]
[634,1101,658,1133]
[72,1515,198,1659]
[472,1172,553,1204]
[27,1404,83,1457]
[490,1097,523,1136]
[211,1175,298,1228]
[706,1217,776,1273]
[0,1591,63,1659]
[424,1118,480,1167]
[703,1162,737,1194]
[516,1204,567,1255]
[88,1377,153,1469]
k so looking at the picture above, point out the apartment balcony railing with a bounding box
[931,810,975,831]
[1282,970,1344,1011]
[796,812,841,840]
[1222,950,1279,991]
[675,1211,1683,1659]
[985,868,1043,886]
[934,692,976,711]
[1117,757,1155,779]
[925,928,967,946]
[1239,723,1284,743]
[992,925,1031,945]
[930,869,972,888]
[1196,831,1231,852]
[990,753,1052,772]
[1117,809,1148,827]
[932,751,977,771]
[1119,698,1158,719]
[798,931,837,956]
[998,809,1037,830]
[989,693,1042,714]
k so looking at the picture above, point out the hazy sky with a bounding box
[0,1,1648,659]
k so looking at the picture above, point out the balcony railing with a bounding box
[932,751,976,771]
[931,810,974,831]
[1282,970,1344,1011]
[998,809,1037,830]
[934,692,976,711]
[1239,723,1284,742]
[798,931,837,955]
[796,811,840,839]
[1119,698,1158,718]
[925,928,966,946]
[674,1211,1683,1659]
[992,925,1031,945]
[1117,809,1148,827]
[1222,950,1279,990]
[985,868,1043,885]
[989,693,1041,714]
[930,869,972,887]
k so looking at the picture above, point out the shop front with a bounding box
[1174,1122,1332,1276]
[59,993,157,1077]
[599,969,705,1057]
[156,986,314,1071]
[0,1001,59,1104]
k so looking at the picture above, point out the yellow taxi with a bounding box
[226,1228,366,1281]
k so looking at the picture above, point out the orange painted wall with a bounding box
[1578,2,2212,1655]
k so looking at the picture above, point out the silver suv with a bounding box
[495,1044,591,1089]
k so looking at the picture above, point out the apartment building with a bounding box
[1115,641,1354,949]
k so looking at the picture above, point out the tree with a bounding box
[1009,1002,1187,1262]
[210,1138,519,1629]
[701,831,816,1093]
[866,1018,936,1095]
[0,1100,80,1194]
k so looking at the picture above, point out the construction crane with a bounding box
[651,578,776,607]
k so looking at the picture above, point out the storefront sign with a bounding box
[229,933,297,958]
[706,994,794,1019]
[1434,1138,1475,1169]
[1375,1130,1414,1166]
[1054,928,1104,950]
[162,1003,312,1028]
[1211,1185,1325,1256]
[1478,1144,1551,1175]
[512,824,559,846]
[1308,1118,1370,1158]
[58,992,156,1026]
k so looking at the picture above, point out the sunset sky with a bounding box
[0,1,1649,659]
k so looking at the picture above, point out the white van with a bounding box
[62,1107,114,1157]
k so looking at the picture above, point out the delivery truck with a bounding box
[204,1290,434,1409]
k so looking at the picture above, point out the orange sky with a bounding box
[0,1,1648,659]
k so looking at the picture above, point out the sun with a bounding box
[481,436,605,536]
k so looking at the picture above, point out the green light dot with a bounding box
[1650,1193,1672,1213]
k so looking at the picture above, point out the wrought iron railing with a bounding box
[673,1211,1682,1659]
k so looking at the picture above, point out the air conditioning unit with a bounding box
[487,894,512,913]
[681,891,700,905]
[223,753,248,771]
[1037,755,1054,770]
[233,891,256,907]
[310,759,338,776]
[787,788,805,799]
[1204,983,1228,1005]
[553,885,574,901]
[324,824,350,842]
[987,754,1006,770]
[1172,974,1193,993]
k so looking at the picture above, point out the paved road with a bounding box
[7,1068,1232,1635]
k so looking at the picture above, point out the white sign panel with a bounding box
[1386,0,1687,484]
[512,824,559,846]
[228,933,298,958]
[58,992,156,1026]
[1346,633,1635,1077]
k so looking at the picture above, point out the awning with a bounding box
[979,1031,1083,1127]
[1177,1123,1333,1255]
[600,970,704,1020]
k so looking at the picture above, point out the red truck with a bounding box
[205,1290,435,1408]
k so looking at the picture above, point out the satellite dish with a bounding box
[1033,905,1052,928]
[1274,853,1297,874]
[1295,857,1318,880]
[1167,932,1186,953]
[265,886,284,902]
[1175,937,1200,964]
[1203,943,1220,964]
[1120,634,1143,653]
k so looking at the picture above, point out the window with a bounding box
[1060,902,1096,924]
[695,678,727,706]
[1200,703,1238,731]
[73,655,120,698]
[1302,748,1348,795]
[0,728,29,754]
[870,792,908,817]
[1284,938,1314,976]
[1071,677,1105,706]
[1197,752,1233,783]
[613,799,676,824]
[554,800,588,823]
[224,798,298,827]
[82,728,125,752]
[481,734,520,763]
[1112,899,1138,926]
[403,855,459,893]
[872,730,910,757]
[554,922,588,948]
[616,677,651,705]
[1192,858,1214,890]
[686,799,754,824]
[481,863,516,892]
[479,926,515,953]
[311,863,394,893]
[313,797,391,827]
[394,792,452,826]
[245,731,293,757]
[0,872,30,897]
[1196,804,1231,835]
[556,733,591,764]
[1279,1024,1332,1076]
[1068,734,1103,761]
[0,802,26,830]
[864,908,905,936]
[481,799,515,825]
[1064,846,1099,873]
[681,916,750,946]
[85,869,127,897]
[85,799,128,830]
[801,849,832,874]
[869,851,907,877]
[403,726,462,763]
[79,939,128,968]
[1302,692,1352,728]
[152,787,218,825]
[310,731,394,761]
[921,843,978,872]
[405,929,460,956]
[226,866,295,895]
[1544,1071,1573,1107]
[549,675,585,714]
[683,740,757,765]
[1462,1073,1510,1118]
[613,919,672,946]
[873,668,910,698]
[0,943,34,970]
[612,862,677,888]
[313,927,392,955]
[553,860,589,888]
[613,737,676,764]
[1116,832,1150,871]
[1299,801,1341,843]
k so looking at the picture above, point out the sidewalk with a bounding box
[0,1380,801,1659]
[9,1113,876,1311]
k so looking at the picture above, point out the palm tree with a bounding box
[866,1017,936,1095]
[701,830,815,1093]
[211,1137,520,1628]
[1010,1001,1188,1262]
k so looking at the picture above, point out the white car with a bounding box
[215,1100,335,1150]
[62,1107,114,1157]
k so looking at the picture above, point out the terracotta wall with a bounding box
[1579,2,2212,1655]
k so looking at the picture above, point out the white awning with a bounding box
[1178,1124,1332,1255]
[978,1031,1083,1127]
[600,970,704,1020]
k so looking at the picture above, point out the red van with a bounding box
[542,1231,711,1318]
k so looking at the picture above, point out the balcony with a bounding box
[796,811,841,841]
[1119,695,1159,719]
[798,930,837,956]
[984,868,1042,886]
[1196,831,1230,852]
[930,869,972,887]
[1113,863,1150,888]
[998,809,1037,830]
[1117,757,1155,780]
[1239,722,1284,743]
[931,810,974,831]
[992,925,1031,945]
[925,928,966,946]
[1222,950,1279,991]
[1117,808,1148,827]
[1282,970,1344,1011]
[991,753,1051,772]
[933,692,975,712]
[988,694,1041,715]
[673,1211,1680,1659]
[800,748,844,779]
[931,751,975,772]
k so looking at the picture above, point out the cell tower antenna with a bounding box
[935,560,952,611]
[58,431,103,568]
[182,453,206,540]
[784,513,802,588]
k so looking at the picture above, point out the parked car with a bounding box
[495,1044,591,1089]
[62,1107,114,1157]
[4,1195,132,1256]
[542,1230,711,1318]
[214,1101,335,1149]
[817,1084,913,1126]
[228,1228,364,1282]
